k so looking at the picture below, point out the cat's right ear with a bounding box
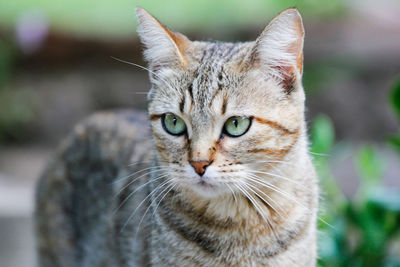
[136,7,191,70]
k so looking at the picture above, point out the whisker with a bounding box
[114,168,170,197]
[246,159,297,167]
[247,170,313,193]
[119,178,171,233]
[113,173,169,215]
[112,166,170,185]
[151,182,176,218]
[127,160,173,167]
[245,182,285,219]
[235,183,278,240]
[246,173,334,229]
[246,174,306,210]
[111,57,177,92]
[225,183,238,207]
[135,180,176,239]
[309,151,330,157]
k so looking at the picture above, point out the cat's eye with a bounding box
[162,113,187,136]
[223,116,251,137]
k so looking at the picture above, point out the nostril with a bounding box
[189,160,212,176]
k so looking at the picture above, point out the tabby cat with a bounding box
[35,7,318,266]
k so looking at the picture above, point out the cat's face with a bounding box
[137,8,305,198]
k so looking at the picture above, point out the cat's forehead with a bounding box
[189,42,252,111]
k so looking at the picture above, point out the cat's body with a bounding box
[36,8,318,267]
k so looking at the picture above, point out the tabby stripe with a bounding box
[149,114,162,121]
[179,96,185,113]
[256,217,310,258]
[158,201,219,254]
[247,147,290,157]
[247,130,299,158]
[221,95,228,115]
[188,83,194,103]
[253,116,298,135]
[209,85,222,107]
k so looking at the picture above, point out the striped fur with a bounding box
[35,7,318,267]
[138,7,318,267]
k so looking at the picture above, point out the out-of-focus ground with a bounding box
[0,0,400,266]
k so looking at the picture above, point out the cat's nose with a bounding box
[189,160,212,176]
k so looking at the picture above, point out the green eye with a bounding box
[223,116,251,137]
[162,113,187,136]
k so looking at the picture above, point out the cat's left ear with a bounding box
[246,8,304,94]
[136,7,191,70]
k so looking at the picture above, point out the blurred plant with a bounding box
[388,76,400,156]
[312,112,400,266]
[0,38,16,86]
[0,88,35,142]
[0,0,346,39]
[0,36,35,143]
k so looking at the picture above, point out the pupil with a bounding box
[172,117,177,126]
[233,119,238,128]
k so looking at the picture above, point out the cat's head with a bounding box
[136,7,306,199]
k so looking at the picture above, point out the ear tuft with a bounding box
[135,7,190,69]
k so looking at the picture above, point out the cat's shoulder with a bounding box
[37,109,153,196]
[35,109,153,266]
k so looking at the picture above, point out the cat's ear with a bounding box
[247,8,304,94]
[136,7,191,69]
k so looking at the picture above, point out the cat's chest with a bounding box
[146,195,309,266]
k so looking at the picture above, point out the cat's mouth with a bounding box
[190,178,225,198]
[198,180,214,189]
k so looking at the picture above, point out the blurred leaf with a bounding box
[390,76,400,122]
[388,135,400,154]
[0,88,35,142]
[311,114,335,154]
[0,39,16,87]
[354,145,385,188]
[369,188,400,213]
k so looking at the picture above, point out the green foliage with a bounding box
[0,88,35,142]
[390,76,400,122]
[388,77,400,156]
[0,40,16,86]
[355,145,385,194]
[0,0,346,38]
[0,38,35,143]
[311,114,335,154]
[312,114,400,267]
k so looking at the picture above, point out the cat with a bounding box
[35,7,318,267]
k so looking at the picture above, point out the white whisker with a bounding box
[247,169,313,193]
[225,183,238,207]
[235,183,278,241]
[114,168,170,197]
[135,181,176,238]
[112,165,169,185]
[246,173,334,229]
[111,57,177,92]
[245,182,285,219]
[113,173,169,215]
[119,178,171,233]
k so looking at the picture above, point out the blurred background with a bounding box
[0,0,399,266]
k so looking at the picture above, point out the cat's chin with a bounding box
[186,180,228,199]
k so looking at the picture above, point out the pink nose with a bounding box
[189,160,212,176]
